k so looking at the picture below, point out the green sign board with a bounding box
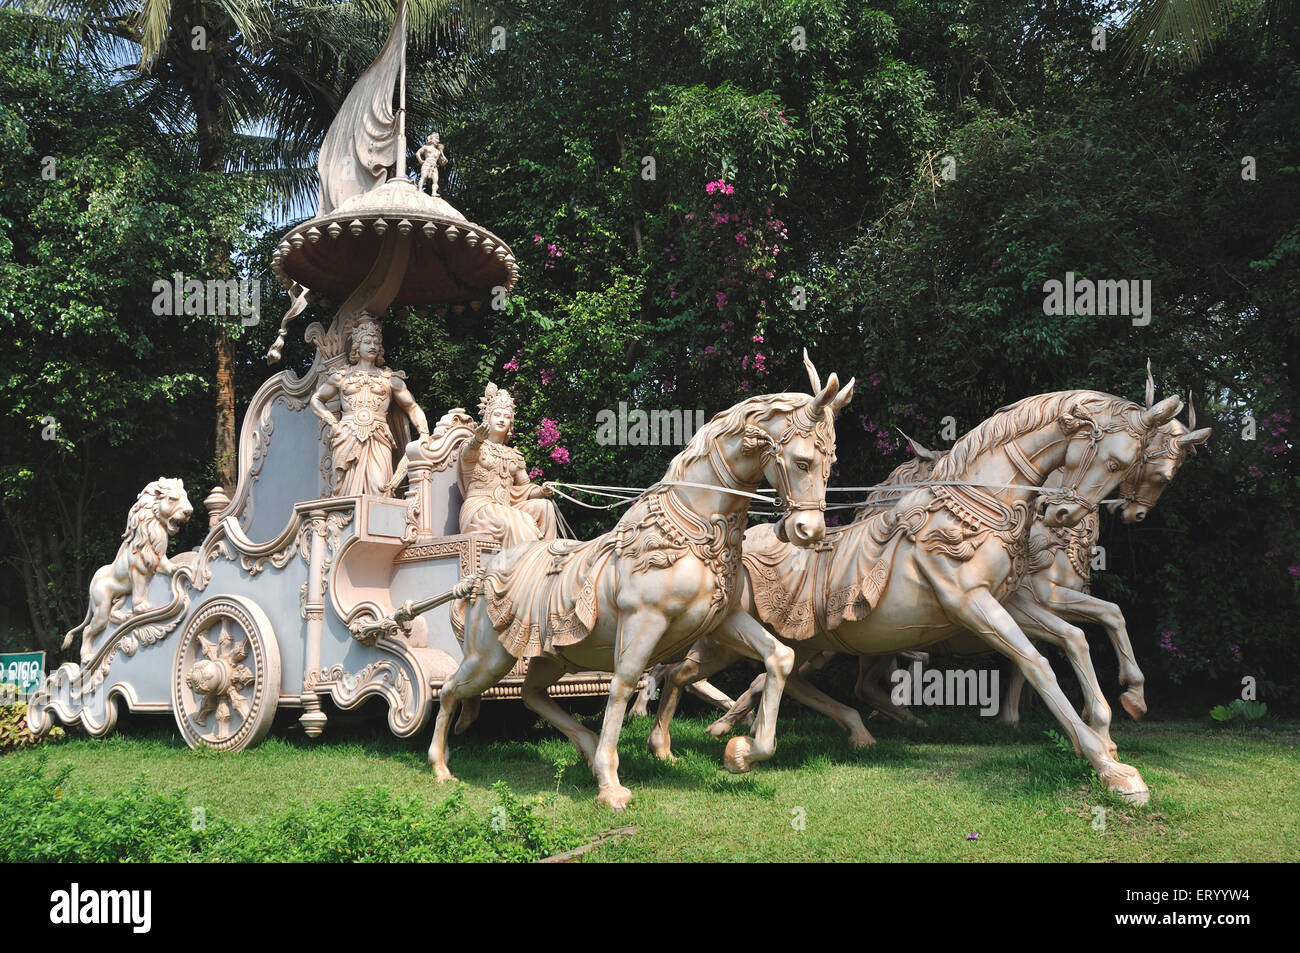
[1,651,45,701]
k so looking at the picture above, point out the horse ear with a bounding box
[1176,427,1213,452]
[829,377,855,416]
[1144,358,1155,410]
[898,430,936,460]
[802,348,822,395]
[1142,394,1183,427]
[1187,389,1196,430]
[811,372,841,413]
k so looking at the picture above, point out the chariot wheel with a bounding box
[172,596,281,752]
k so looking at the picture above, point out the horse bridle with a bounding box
[1117,432,1183,509]
[705,412,833,516]
[1031,414,1145,516]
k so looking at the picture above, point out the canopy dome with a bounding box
[272,179,518,305]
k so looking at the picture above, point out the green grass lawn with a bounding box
[6,703,1299,861]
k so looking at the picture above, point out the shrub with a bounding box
[0,756,580,863]
[0,697,64,755]
[1209,699,1270,728]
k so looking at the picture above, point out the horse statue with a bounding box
[648,390,1184,804]
[408,354,853,809]
[986,394,1211,727]
[709,400,1210,752]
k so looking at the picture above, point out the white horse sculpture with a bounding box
[648,390,1184,803]
[710,405,1210,753]
[421,356,853,809]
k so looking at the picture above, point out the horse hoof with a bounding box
[432,766,458,784]
[848,731,876,748]
[1101,763,1150,806]
[724,736,755,773]
[597,785,633,811]
[706,718,734,739]
[1120,690,1147,721]
[646,735,676,763]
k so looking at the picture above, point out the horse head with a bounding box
[749,351,854,546]
[1039,393,1182,527]
[1116,392,1212,523]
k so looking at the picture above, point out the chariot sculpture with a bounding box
[26,1,1211,813]
[26,1,605,753]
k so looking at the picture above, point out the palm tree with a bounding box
[1122,0,1298,74]
[17,0,473,491]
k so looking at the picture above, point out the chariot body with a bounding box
[26,2,612,752]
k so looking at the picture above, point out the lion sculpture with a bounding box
[62,477,194,662]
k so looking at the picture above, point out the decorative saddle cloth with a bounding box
[451,535,617,659]
[742,513,901,643]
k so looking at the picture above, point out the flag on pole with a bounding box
[316,0,408,215]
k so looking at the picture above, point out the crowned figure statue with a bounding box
[457,383,559,545]
[310,317,429,497]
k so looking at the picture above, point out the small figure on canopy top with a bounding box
[416,131,448,196]
[309,317,429,497]
[457,382,559,546]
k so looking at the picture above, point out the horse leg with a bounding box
[428,622,517,783]
[1044,585,1147,721]
[707,611,795,773]
[784,671,876,746]
[688,678,737,713]
[855,654,928,727]
[997,664,1027,727]
[948,587,1148,804]
[706,671,765,738]
[629,664,663,718]
[707,650,832,738]
[594,609,667,810]
[523,655,598,768]
[647,639,738,761]
[1006,593,1116,759]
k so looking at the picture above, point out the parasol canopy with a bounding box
[272,179,518,305]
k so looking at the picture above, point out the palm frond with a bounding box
[1121,0,1236,75]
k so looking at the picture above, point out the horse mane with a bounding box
[667,392,821,479]
[858,454,938,515]
[930,390,1139,481]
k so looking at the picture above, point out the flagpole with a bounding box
[396,45,407,180]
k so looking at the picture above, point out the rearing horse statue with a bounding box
[710,406,1210,756]
[649,390,1183,803]
[426,354,854,809]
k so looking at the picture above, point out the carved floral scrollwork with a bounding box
[305,659,418,733]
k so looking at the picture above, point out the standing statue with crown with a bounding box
[310,317,429,497]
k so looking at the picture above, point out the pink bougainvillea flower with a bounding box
[549,446,571,465]
[535,417,560,449]
[715,292,728,310]
[528,467,543,479]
